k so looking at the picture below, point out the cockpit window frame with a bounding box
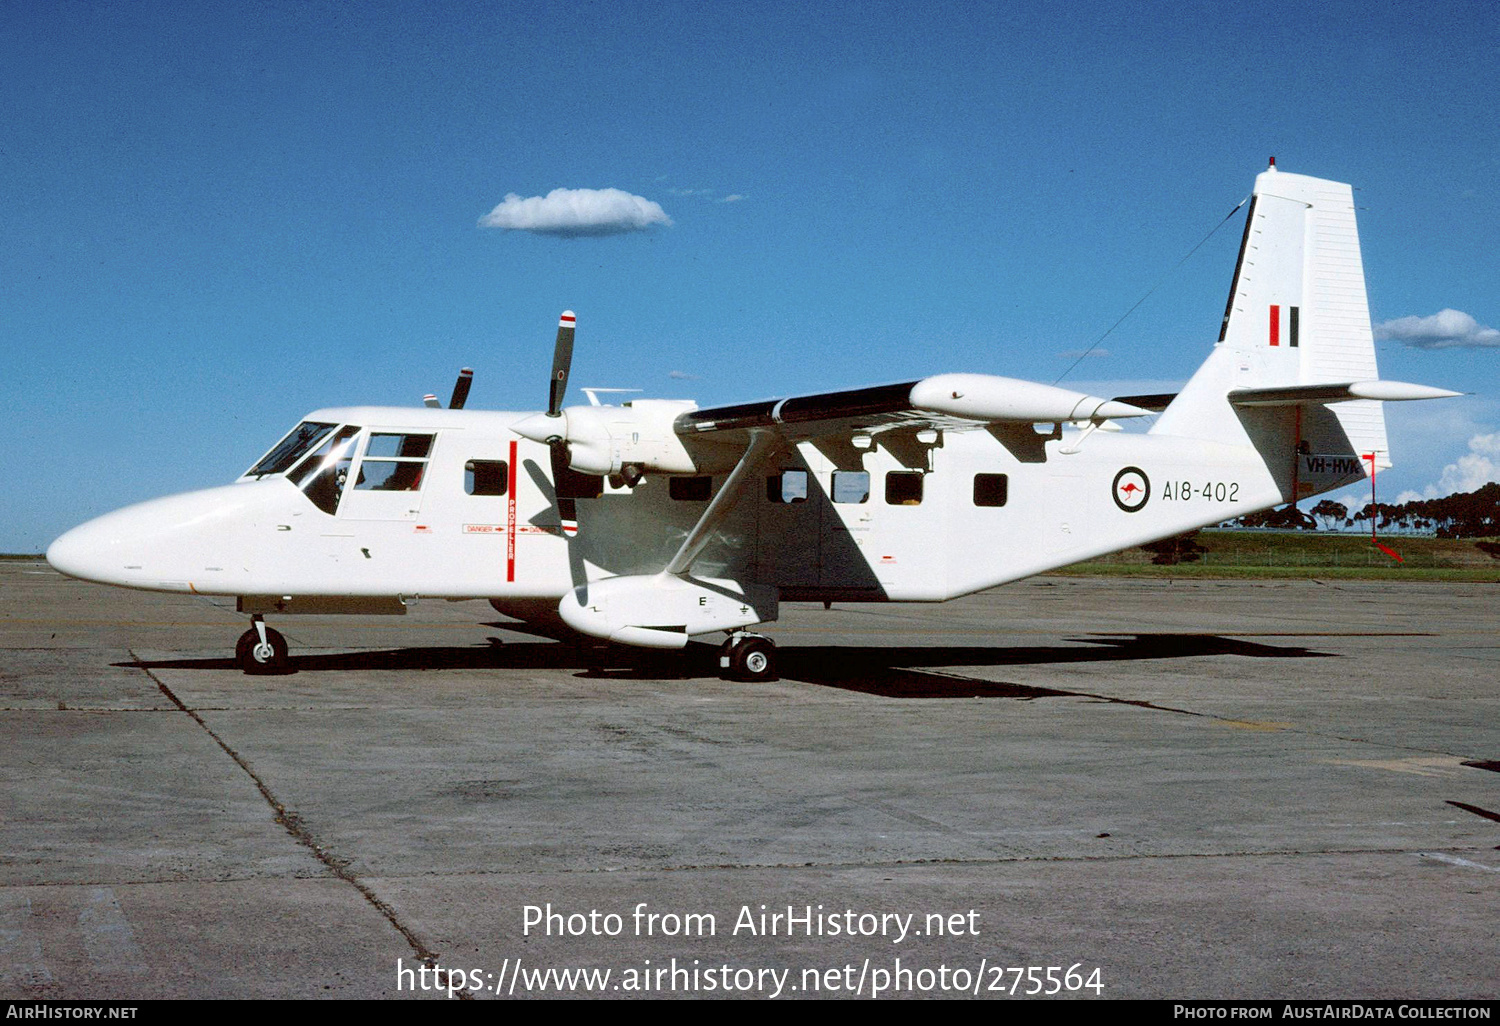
[245,421,337,479]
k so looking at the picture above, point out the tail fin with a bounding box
[1153,163,1390,468]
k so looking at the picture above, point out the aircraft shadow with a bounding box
[118,632,1333,698]
[776,634,1333,698]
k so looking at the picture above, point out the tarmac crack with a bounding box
[127,650,466,995]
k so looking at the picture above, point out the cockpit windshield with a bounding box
[247,422,336,478]
[287,425,361,515]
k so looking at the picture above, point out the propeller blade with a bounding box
[549,437,578,530]
[547,311,576,417]
[422,394,441,408]
[449,367,474,410]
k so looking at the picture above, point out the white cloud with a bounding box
[668,370,699,380]
[1397,431,1500,501]
[1374,309,1500,349]
[718,194,745,203]
[1332,488,1373,516]
[1431,432,1500,495]
[478,188,672,237]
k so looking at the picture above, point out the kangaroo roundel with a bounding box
[1112,467,1150,512]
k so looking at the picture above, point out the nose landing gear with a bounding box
[236,615,289,674]
[719,631,778,682]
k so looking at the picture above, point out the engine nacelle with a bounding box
[558,575,779,650]
[512,400,702,477]
[909,374,1151,422]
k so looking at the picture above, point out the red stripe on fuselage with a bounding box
[1269,304,1280,346]
[506,440,518,582]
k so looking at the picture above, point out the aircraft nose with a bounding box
[47,517,126,586]
[46,480,292,592]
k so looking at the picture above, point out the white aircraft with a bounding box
[47,164,1459,680]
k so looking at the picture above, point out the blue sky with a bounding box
[4,0,1498,550]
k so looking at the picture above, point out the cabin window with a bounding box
[885,471,923,505]
[831,471,870,504]
[356,433,435,492]
[247,421,336,477]
[766,470,808,503]
[670,476,712,501]
[287,425,360,515]
[973,473,1009,507]
[465,460,509,496]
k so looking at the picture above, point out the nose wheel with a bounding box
[719,632,778,682]
[236,616,289,674]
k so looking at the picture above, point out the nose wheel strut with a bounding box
[236,615,289,675]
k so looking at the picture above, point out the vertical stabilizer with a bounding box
[1153,164,1389,467]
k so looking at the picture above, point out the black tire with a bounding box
[728,636,778,682]
[236,626,289,675]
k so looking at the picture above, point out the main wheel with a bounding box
[727,636,778,682]
[236,626,289,675]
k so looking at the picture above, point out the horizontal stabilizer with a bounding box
[1228,380,1462,407]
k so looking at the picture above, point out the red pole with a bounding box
[1364,452,1403,563]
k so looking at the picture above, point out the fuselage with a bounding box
[45,402,1344,612]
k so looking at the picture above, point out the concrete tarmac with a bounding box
[1,562,1496,999]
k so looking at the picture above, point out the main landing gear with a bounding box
[719,631,778,682]
[236,615,288,675]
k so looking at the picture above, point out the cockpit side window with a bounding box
[355,433,435,492]
[288,425,360,515]
[365,433,433,459]
[247,421,336,478]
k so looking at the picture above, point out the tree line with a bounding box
[1229,481,1500,538]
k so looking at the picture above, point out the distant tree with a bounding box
[1407,481,1500,538]
[1263,504,1317,530]
[1310,499,1348,530]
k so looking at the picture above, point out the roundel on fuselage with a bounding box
[1112,467,1150,513]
